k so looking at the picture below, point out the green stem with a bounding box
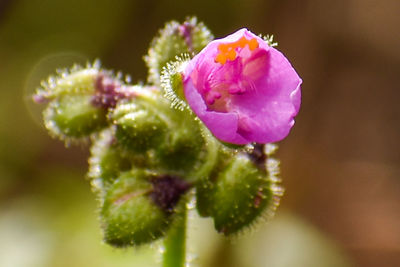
[162,204,187,267]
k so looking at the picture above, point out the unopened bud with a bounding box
[44,94,108,139]
[34,63,131,141]
[155,111,207,179]
[112,94,169,153]
[101,170,190,247]
[88,128,132,192]
[208,149,281,235]
[34,67,99,101]
[145,17,213,85]
[195,147,228,217]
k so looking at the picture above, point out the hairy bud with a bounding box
[101,170,191,247]
[34,63,132,141]
[154,111,206,178]
[145,17,213,85]
[211,154,269,235]
[88,128,133,193]
[111,88,169,153]
[196,144,283,235]
[43,94,108,139]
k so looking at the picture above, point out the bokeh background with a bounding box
[0,0,399,266]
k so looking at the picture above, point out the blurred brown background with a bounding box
[0,0,399,266]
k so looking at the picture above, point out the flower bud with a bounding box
[34,67,100,101]
[154,111,208,179]
[44,94,108,139]
[145,17,213,85]
[101,170,168,247]
[101,170,191,247]
[211,154,268,235]
[111,89,169,153]
[200,145,283,236]
[195,148,229,217]
[35,63,132,141]
[88,128,133,192]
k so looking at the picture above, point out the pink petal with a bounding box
[183,28,302,145]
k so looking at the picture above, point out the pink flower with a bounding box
[182,29,302,145]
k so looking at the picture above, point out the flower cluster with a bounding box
[33,18,301,252]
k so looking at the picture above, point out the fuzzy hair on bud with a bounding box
[145,17,213,85]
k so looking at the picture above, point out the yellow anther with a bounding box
[215,53,227,64]
[218,43,230,53]
[248,38,259,50]
[215,37,259,65]
[237,37,248,48]
[227,49,237,61]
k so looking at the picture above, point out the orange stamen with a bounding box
[215,37,259,65]
[248,38,259,50]
[227,49,237,61]
[218,43,230,53]
[237,37,248,48]
[215,53,227,65]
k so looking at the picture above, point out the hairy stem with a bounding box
[162,204,187,267]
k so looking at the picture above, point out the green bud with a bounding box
[44,94,108,139]
[101,170,191,247]
[145,17,213,85]
[88,128,133,192]
[34,65,100,101]
[156,129,202,174]
[199,144,283,236]
[195,145,230,217]
[211,154,270,235]
[101,170,169,247]
[111,86,213,184]
[195,176,215,217]
[154,110,206,178]
[34,62,130,141]
[112,93,169,153]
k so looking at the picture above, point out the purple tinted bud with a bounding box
[92,73,135,109]
[178,21,194,53]
[248,143,267,171]
[149,175,191,212]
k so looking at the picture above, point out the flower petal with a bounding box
[184,79,248,144]
[183,28,301,145]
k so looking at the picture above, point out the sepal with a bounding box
[160,55,190,110]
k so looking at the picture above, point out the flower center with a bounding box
[204,79,255,112]
[214,37,259,65]
[202,37,260,110]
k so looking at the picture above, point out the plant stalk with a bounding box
[162,203,187,267]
